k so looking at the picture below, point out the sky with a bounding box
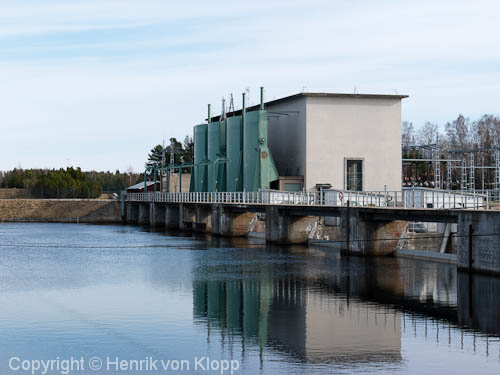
[0,0,499,172]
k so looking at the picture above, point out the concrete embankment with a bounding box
[308,239,457,264]
[0,199,122,223]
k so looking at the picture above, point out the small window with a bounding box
[346,160,362,191]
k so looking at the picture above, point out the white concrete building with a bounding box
[263,92,407,192]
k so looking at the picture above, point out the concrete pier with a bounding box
[150,203,165,228]
[138,203,150,225]
[340,207,408,255]
[165,204,180,229]
[265,206,317,244]
[194,206,212,233]
[179,203,195,230]
[212,206,257,237]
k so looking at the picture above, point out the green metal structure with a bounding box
[226,115,243,191]
[242,109,278,192]
[207,120,227,192]
[190,87,279,192]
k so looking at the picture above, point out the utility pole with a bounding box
[170,138,175,192]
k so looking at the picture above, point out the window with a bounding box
[346,159,363,191]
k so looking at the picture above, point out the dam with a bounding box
[125,190,500,275]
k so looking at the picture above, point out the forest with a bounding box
[0,136,193,198]
[0,168,141,198]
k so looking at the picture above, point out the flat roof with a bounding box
[127,181,157,190]
[210,92,408,121]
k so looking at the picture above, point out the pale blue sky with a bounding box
[0,0,499,172]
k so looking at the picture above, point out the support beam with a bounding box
[439,223,451,253]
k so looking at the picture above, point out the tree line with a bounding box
[0,168,142,198]
[146,136,194,172]
[0,136,194,198]
[402,114,500,189]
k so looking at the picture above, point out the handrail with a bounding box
[126,188,494,210]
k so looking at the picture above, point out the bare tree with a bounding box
[402,121,415,148]
[445,114,470,150]
[416,121,439,145]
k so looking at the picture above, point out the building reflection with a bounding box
[192,247,500,364]
[193,277,401,364]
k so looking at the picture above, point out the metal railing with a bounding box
[127,188,495,210]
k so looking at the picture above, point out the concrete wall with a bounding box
[305,96,402,192]
[0,199,121,223]
[457,211,500,274]
[267,97,307,178]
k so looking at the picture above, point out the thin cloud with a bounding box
[0,0,499,171]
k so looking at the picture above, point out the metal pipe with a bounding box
[260,86,264,110]
[242,92,246,190]
[208,104,211,123]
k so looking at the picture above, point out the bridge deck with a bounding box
[126,191,496,223]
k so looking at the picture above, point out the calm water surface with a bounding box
[0,223,499,374]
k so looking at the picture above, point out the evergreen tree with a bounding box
[147,145,164,167]
[182,136,194,164]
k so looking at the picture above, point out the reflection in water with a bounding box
[1,224,500,374]
[192,248,500,367]
[458,272,500,335]
[193,278,403,364]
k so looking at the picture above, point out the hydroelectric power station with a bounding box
[125,87,500,276]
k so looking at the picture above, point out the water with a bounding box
[0,223,499,374]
